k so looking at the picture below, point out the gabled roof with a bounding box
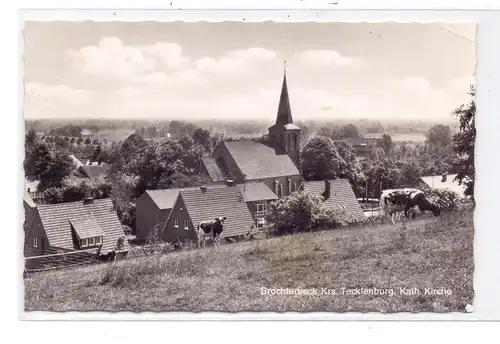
[237,182,278,202]
[78,165,110,179]
[24,191,36,208]
[420,174,466,196]
[36,198,129,253]
[177,186,254,238]
[24,179,39,192]
[202,157,225,182]
[145,184,227,210]
[223,141,300,180]
[302,179,365,223]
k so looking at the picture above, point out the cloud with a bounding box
[25,82,93,104]
[195,47,276,76]
[69,37,157,78]
[133,70,207,87]
[24,82,95,118]
[293,50,363,68]
[139,42,191,70]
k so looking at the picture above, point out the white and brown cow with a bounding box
[379,188,441,225]
[197,216,227,248]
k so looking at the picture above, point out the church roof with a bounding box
[223,141,300,180]
[275,73,293,126]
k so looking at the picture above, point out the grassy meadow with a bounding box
[24,210,474,313]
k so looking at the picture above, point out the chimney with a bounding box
[200,185,207,193]
[441,174,447,183]
[83,197,94,204]
[226,179,235,186]
[322,180,331,201]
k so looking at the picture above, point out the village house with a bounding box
[160,184,254,244]
[237,181,278,228]
[408,174,467,197]
[24,191,37,233]
[135,184,226,241]
[299,179,366,223]
[201,71,303,197]
[24,197,130,258]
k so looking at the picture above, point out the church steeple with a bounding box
[275,61,293,126]
[268,62,301,167]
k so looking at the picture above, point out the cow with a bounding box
[379,188,441,225]
[197,216,227,248]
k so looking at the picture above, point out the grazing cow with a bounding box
[379,188,441,225]
[197,216,227,248]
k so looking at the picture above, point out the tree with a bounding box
[24,143,52,179]
[452,85,475,200]
[300,136,345,180]
[398,158,422,186]
[340,123,362,139]
[84,137,92,145]
[370,147,385,160]
[92,145,102,163]
[380,134,393,156]
[426,124,453,155]
[192,128,212,152]
[332,140,366,196]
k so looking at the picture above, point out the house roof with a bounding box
[223,141,300,180]
[202,157,225,182]
[70,217,105,239]
[237,182,278,202]
[24,179,39,192]
[78,165,110,179]
[36,198,129,253]
[24,191,36,208]
[177,186,254,238]
[420,174,466,196]
[302,179,365,223]
[145,184,227,210]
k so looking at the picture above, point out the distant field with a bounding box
[364,133,427,142]
[24,210,473,313]
[391,133,427,142]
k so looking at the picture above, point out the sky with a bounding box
[23,21,476,122]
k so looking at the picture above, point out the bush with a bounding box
[427,189,461,211]
[266,191,346,235]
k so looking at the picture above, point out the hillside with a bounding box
[24,210,474,313]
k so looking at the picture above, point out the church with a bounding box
[201,69,303,198]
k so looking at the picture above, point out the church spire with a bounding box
[275,61,293,126]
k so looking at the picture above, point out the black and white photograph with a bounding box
[22,20,476,313]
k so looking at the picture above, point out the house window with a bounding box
[274,180,282,197]
[174,217,179,227]
[184,219,189,230]
[292,181,297,192]
[96,236,102,245]
[255,203,267,216]
[88,237,95,246]
[288,178,292,194]
[32,237,38,248]
[80,238,88,248]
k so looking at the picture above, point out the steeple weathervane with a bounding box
[284,60,287,75]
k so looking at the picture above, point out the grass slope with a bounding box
[24,210,474,313]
